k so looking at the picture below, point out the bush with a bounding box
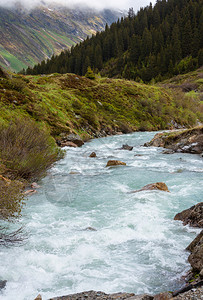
[0,177,25,221]
[0,118,60,180]
[85,66,96,80]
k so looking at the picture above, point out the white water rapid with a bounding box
[0,131,202,300]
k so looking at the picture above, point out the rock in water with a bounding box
[106,160,126,167]
[34,295,42,300]
[60,141,78,148]
[174,202,203,228]
[132,182,169,193]
[187,230,203,273]
[0,280,7,290]
[89,152,96,157]
[84,227,97,231]
[119,144,133,151]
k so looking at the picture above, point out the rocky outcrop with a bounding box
[57,133,84,147]
[49,291,153,300]
[106,160,126,167]
[174,203,203,228]
[144,126,203,155]
[119,144,133,151]
[131,182,169,193]
[187,230,203,273]
[174,202,203,283]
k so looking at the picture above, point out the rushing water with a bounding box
[0,131,202,300]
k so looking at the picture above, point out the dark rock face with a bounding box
[144,126,203,155]
[187,230,203,273]
[174,202,203,228]
[131,182,169,193]
[119,144,133,151]
[49,291,153,300]
[174,202,203,279]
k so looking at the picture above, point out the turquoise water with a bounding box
[0,131,202,300]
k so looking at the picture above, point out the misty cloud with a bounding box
[0,0,154,11]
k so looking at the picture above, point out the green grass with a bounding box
[0,72,202,140]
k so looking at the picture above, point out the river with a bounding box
[0,131,202,300]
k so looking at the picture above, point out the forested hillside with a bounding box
[26,0,203,82]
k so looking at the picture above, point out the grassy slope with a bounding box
[0,72,202,141]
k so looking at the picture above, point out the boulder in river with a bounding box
[89,152,97,157]
[34,295,42,300]
[174,202,203,228]
[119,144,133,151]
[84,227,97,231]
[132,182,169,193]
[106,160,126,167]
[0,280,7,290]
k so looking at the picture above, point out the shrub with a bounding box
[0,118,60,180]
[0,177,25,221]
[85,66,96,80]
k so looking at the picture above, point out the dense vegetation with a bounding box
[1,71,202,140]
[25,0,203,82]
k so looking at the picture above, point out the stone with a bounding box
[132,182,169,193]
[174,202,203,228]
[69,171,80,175]
[0,280,7,290]
[153,292,172,300]
[162,149,175,154]
[60,141,78,148]
[34,295,42,300]
[128,294,153,300]
[23,189,37,196]
[84,227,97,231]
[65,133,84,147]
[49,290,136,300]
[89,152,96,157]
[187,230,203,272]
[31,182,40,189]
[106,160,126,167]
[119,144,133,151]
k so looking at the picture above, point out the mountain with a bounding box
[27,0,203,82]
[0,3,124,72]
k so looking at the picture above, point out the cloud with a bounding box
[0,0,154,11]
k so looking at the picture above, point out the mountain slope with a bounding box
[0,4,123,72]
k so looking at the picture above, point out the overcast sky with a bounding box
[0,0,155,11]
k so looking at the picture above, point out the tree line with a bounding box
[23,0,203,82]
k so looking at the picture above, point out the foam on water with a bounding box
[0,131,202,300]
